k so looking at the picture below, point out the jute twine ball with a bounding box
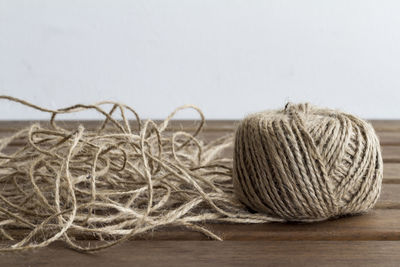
[233,103,383,221]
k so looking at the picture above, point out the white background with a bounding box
[1,0,399,120]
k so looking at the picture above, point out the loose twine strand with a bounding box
[0,96,280,252]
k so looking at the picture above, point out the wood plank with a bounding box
[0,120,238,133]
[128,209,400,241]
[370,120,400,132]
[1,241,400,267]
[377,132,400,146]
[125,184,400,240]
[383,163,400,183]
[381,146,400,162]
[2,205,400,242]
[0,120,399,147]
[0,119,398,132]
[375,184,400,209]
[0,184,399,243]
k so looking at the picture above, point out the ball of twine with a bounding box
[233,103,383,221]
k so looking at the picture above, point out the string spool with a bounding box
[233,103,383,221]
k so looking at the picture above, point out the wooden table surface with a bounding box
[1,120,400,267]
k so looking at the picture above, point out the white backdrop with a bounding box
[1,0,400,120]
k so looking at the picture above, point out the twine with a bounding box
[0,96,281,252]
[233,103,383,221]
[0,97,383,252]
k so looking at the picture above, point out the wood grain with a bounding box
[0,119,398,131]
[383,163,400,183]
[377,184,400,208]
[1,241,400,267]
[124,209,400,241]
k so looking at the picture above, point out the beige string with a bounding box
[0,96,281,252]
[0,97,383,252]
[233,103,383,221]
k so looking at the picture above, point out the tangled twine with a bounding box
[0,96,279,252]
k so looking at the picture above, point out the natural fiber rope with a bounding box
[233,103,383,221]
[0,97,383,252]
[0,96,282,252]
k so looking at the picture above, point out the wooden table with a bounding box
[1,120,400,267]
